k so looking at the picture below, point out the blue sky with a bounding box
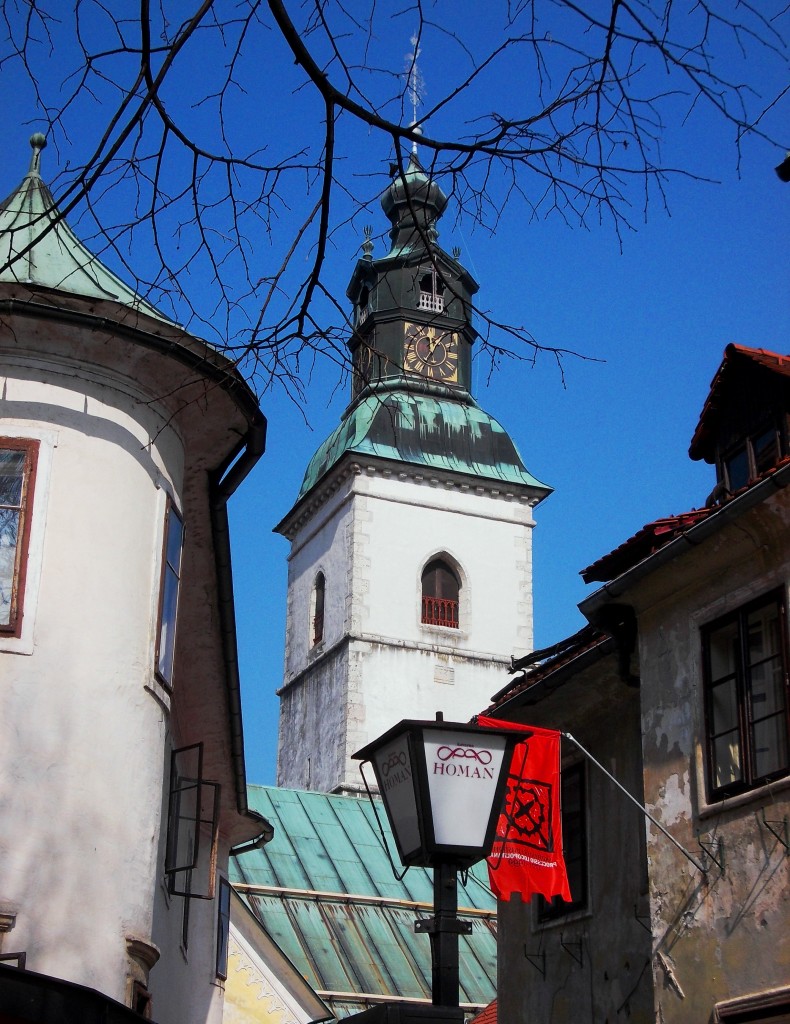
[0,3,787,783]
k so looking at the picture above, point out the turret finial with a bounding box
[362,224,374,260]
[28,133,47,176]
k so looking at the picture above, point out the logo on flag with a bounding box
[499,775,554,852]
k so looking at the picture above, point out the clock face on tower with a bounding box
[404,323,459,383]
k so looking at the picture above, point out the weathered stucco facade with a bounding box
[492,640,655,1022]
[585,483,790,1022]
[490,345,790,1023]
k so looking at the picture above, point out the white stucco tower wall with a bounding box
[275,151,550,796]
[276,456,544,794]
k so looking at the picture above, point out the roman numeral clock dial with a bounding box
[404,323,459,383]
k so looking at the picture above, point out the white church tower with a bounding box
[275,153,551,794]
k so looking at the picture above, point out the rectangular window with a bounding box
[0,439,39,637]
[165,743,221,901]
[723,424,783,492]
[156,500,184,687]
[703,590,790,801]
[538,762,587,921]
[216,877,232,979]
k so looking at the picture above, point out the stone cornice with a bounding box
[277,452,542,541]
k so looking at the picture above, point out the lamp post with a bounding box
[349,714,530,1023]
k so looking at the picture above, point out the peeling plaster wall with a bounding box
[277,461,539,793]
[633,494,790,1022]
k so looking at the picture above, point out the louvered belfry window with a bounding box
[421,558,460,628]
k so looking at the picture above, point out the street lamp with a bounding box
[349,714,530,1023]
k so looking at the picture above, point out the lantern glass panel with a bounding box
[423,729,509,851]
[372,732,422,859]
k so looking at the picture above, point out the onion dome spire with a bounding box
[380,152,448,256]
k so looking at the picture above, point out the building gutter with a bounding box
[580,461,790,621]
[490,635,616,716]
[1,296,272,838]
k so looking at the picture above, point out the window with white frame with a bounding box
[0,439,39,638]
[156,500,184,687]
[418,268,445,312]
[702,590,790,801]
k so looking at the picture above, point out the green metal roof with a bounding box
[229,786,497,1019]
[0,135,171,323]
[297,389,552,500]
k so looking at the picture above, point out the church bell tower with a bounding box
[275,152,551,794]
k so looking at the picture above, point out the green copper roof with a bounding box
[0,134,170,323]
[298,389,552,499]
[230,786,497,1018]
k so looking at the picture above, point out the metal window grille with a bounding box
[422,596,459,628]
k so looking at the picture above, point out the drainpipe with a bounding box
[208,413,269,830]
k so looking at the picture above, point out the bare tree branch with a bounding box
[0,0,786,397]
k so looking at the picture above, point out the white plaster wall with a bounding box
[149,846,229,1024]
[282,487,354,681]
[341,642,510,791]
[0,354,183,1003]
[353,470,535,654]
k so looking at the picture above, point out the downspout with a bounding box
[208,412,272,841]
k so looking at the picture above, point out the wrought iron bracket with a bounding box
[524,947,546,978]
[697,833,725,873]
[761,813,790,855]
[634,904,651,933]
[415,917,472,936]
[560,934,584,967]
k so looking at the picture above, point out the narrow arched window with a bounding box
[421,559,460,628]
[311,572,325,646]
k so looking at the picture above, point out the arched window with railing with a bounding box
[421,558,460,628]
[418,268,445,313]
[311,572,325,647]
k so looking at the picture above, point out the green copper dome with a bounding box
[298,389,551,499]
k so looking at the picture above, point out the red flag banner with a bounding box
[477,716,571,904]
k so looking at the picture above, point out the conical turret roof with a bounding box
[0,134,169,322]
